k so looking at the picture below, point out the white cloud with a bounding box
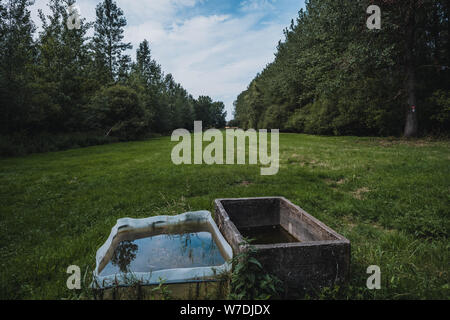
[240,0,276,12]
[117,0,203,25]
[31,0,296,120]
[126,12,285,119]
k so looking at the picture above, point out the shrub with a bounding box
[421,90,450,136]
[229,240,283,300]
[0,132,119,157]
[88,85,149,140]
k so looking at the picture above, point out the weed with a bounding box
[228,240,282,300]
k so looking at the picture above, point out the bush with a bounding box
[229,240,283,300]
[0,132,119,157]
[420,90,450,136]
[308,100,337,135]
[88,85,149,140]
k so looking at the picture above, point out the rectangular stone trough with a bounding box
[214,197,350,296]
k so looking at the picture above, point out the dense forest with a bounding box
[233,0,449,137]
[0,0,227,156]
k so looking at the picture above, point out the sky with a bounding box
[31,0,306,120]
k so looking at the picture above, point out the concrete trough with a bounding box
[214,197,350,296]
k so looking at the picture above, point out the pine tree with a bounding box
[93,0,132,83]
[135,40,162,86]
[0,1,6,39]
[0,0,36,133]
[128,39,164,132]
[36,0,92,132]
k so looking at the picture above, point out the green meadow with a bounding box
[0,134,449,299]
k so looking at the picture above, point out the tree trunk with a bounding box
[404,3,418,138]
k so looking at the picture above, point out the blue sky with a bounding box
[32,0,306,120]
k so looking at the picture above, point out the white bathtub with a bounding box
[92,211,233,289]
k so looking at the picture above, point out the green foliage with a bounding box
[294,99,338,135]
[88,85,147,140]
[151,278,172,300]
[0,0,36,133]
[424,90,450,135]
[227,119,240,127]
[194,96,227,129]
[93,0,131,82]
[0,0,226,155]
[229,240,282,300]
[34,0,94,133]
[0,132,119,157]
[234,0,450,137]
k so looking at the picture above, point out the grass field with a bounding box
[0,133,449,299]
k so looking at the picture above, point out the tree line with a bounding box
[233,0,449,137]
[0,0,227,153]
